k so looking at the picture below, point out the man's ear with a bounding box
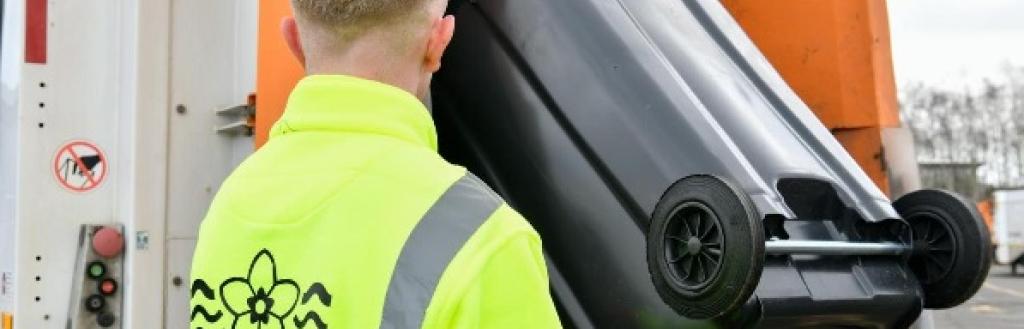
[424,15,456,73]
[281,17,307,68]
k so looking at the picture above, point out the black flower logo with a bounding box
[219,249,299,329]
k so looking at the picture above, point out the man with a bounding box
[189,0,562,328]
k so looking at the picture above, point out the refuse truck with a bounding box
[431,0,991,327]
[0,0,991,328]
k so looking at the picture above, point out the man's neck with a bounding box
[304,39,423,99]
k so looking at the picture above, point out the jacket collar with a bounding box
[270,75,438,151]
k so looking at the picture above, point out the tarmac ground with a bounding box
[930,264,1024,329]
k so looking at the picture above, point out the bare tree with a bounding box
[900,65,1024,190]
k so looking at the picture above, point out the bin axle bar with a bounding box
[765,240,911,256]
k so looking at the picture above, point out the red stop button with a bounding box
[92,227,124,259]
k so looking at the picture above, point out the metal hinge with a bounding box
[216,93,257,136]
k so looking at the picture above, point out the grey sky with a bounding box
[888,0,1024,90]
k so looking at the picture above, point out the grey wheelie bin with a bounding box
[431,0,991,327]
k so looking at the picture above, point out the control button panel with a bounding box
[68,225,124,329]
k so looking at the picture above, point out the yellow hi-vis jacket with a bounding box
[189,75,562,329]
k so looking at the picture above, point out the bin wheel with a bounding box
[894,189,992,309]
[647,175,764,319]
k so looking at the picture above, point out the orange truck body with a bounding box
[254,0,304,148]
[722,0,901,195]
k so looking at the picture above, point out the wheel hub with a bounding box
[686,237,702,255]
[908,212,957,285]
[664,202,725,290]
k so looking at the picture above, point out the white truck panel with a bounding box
[0,0,256,327]
[994,190,1024,264]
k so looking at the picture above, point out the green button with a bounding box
[87,261,106,279]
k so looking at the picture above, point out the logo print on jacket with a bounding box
[220,249,300,329]
[190,279,223,323]
[189,249,334,329]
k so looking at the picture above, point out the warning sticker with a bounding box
[53,141,108,192]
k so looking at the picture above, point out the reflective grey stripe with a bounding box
[380,173,503,329]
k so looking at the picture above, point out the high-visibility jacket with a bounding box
[189,75,562,329]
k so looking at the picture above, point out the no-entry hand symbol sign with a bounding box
[53,141,108,192]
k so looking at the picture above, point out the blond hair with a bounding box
[292,0,434,43]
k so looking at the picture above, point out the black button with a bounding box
[84,294,105,313]
[97,312,116,327]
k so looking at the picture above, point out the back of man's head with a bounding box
[285,0,454,99]
[291,0,447,57]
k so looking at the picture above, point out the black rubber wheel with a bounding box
[894,189,992,309]
[647,175,764,319]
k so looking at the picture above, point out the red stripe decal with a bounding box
[25,0,48,64]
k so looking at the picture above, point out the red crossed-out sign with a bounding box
[53,141,108,192]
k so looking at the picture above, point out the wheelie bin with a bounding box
[432,0,991,327]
